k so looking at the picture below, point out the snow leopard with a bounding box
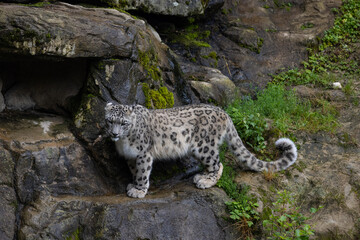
[104,102,297,198]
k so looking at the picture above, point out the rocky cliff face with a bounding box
[0,0,359,239]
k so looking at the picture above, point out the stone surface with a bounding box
[293,85,347,101]
[0,77,4,112]
[0,145,16,240]
[68,0,214,17]
[223,26,261,51]
[0,186,16,240]
[0,2,155,58]
[181,62,237,105]
[124,0,206,17]
[19,184,238,240]
[0,112,118,202]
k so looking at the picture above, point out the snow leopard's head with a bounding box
[104,103,136,141]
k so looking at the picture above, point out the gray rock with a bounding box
[19,184,238,240]
[223,26,262,52]
[62,0,209,17]
[0,3,156,58]
[0,186,16,240]
[0,145,16,240]
[123,0,206,17]
[4,84,36,111]
[0,113,116,205]
[0,148,14,186]
[181,62,237,105]
[0,77,4,112]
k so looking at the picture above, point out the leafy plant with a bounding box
[226,106,267,152]
[262,190,322,240]
[217,148,260,239]
[227,84,338,152]
[226,200,260,238]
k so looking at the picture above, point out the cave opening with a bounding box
[0,56,89,116]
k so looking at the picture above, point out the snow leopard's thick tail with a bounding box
[225,122,297,172]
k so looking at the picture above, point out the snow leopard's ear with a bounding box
[105,102,114,111]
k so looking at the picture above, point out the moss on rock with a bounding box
[139,49,162,82]
[142,83,174,109]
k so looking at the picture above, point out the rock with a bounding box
[0,92,4,112]
[0,2,156,58]
[0,186,16,240]
[123,0,206,17]
[181,62,237,105]
[0,77,4,112]
[0,146,16,240]
[223,26,262,53]
[293,85,347,101]
[4,84,36,111]
[19,183,238,240]
[0,112,117,203]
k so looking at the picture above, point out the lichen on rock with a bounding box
[142,83,174,109]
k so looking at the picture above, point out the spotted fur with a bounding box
[105,103,297,198]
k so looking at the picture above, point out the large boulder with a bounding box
[123,0,207,17]
[0,2,160,58]
[0,77,4,112]
[19,184,238,240]
[180,61,237,105]
[0,112,118,200]
[0,145,16,240]
[0,0,222,17]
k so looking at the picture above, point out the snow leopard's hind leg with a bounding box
[193,151,223,189]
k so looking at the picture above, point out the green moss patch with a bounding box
[142,83,174,109]
[139,49,162,82]
[168,25,211,48]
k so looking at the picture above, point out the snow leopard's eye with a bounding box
[121,121,129,126]
[106,119,113,125]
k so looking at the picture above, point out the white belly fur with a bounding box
[115,138,139,159]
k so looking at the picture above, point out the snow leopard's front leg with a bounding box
[126,153,153,198]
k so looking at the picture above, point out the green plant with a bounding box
[138,49,162,82]
[169,24,211,48]
[65,228,81,240]
[226,106,267,152]
[226,200,260,238]
[217,147,260,239]
[142,83,174,109]
[226,84,338,152]
[262,190,321,240]
[201,51,219,67]
[21,1,51,7]
[301,23,314,30]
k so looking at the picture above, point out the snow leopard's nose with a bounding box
[110,133,120,141]
[111,133,119,138]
